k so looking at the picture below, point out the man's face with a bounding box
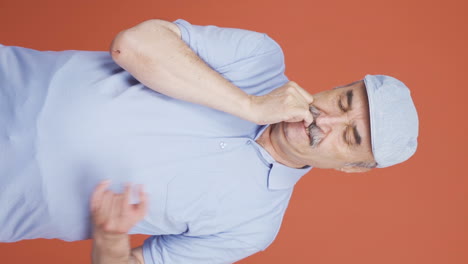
[270,80,375,170]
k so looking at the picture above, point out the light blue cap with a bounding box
[363,75,419,168]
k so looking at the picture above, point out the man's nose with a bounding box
[315,114,347,133]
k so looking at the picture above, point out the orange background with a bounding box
[1,0,467,263]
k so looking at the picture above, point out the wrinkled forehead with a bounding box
[355,80,371,117]
[355,81,373,155]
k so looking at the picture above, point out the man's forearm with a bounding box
[110,19,255,122]
[92,230,139,264]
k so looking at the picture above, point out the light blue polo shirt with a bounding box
[0,19,311,263]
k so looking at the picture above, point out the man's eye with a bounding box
[338,97,346,112]
[343,127,353,146]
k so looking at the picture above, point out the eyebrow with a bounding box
[352,126,362,145]
[346,90,353,110]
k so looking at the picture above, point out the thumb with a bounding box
[303,111,314,127]
[294,86,314,104]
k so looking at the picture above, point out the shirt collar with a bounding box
[253,125,312,190]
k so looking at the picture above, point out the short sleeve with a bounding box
[173,19,287,95]
[142,234,260,264]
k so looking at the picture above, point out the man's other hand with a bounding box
[248,81,314,127]
[90,181,148,235]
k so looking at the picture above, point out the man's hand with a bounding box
[91,181,148,235]
[248,81,315,127]
[90,181,148,264]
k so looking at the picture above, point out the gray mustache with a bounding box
[309,105,321,118]
[308,105,324,148]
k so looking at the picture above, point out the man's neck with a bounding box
[255,125,304,169]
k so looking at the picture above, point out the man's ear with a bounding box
[336,166,372,173]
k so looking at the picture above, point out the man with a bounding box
[0,19,419,264]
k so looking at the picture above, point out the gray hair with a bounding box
[333,80,362,90]
[345,161,377,168]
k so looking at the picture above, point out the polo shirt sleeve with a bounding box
[142,234,260,264]
[173,19,287,95]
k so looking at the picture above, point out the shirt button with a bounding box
[246,140,251,145]
[219,141,226,149]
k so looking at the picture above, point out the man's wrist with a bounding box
[94,235,127,247]
[93,224,125,237]
[93,227,130,255]
[241,94,259,124]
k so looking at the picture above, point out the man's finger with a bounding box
[100,190,114,223]
[294,85,314,104]
[303,111,314,128]
[90,180,111,212]
[110,194,123,219]
[136,184,148,219]
[121,183,132,216]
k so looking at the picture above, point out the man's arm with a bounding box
[110,19,314,127]
[90,181,147,264]
[92,232,144,264]
[110,19,252,123]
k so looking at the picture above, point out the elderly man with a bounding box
[0,19,418,264]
